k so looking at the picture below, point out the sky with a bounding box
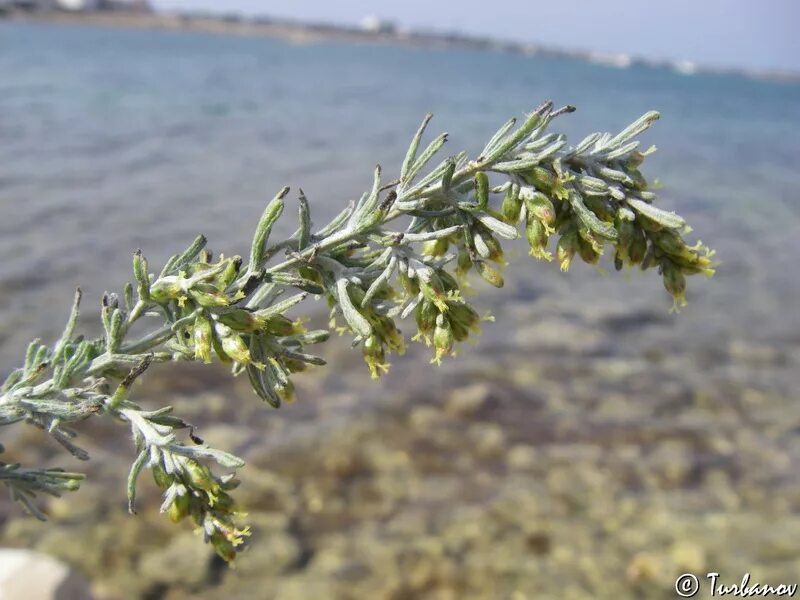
[151,1,800,74]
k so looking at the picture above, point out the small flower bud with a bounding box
[557,230,578,272]
[193,313,213,364]
[456,249,473,279]
[523,165,556,192]
[278,379,296,403]
[653,231,693,261]
[476,260,504,288]
[150,276,182,303]
[210,532,237,563]
[184,461,216,491]
[526,217,552,261]
[151,465,171,490]
[501,188,523,223]
[577,235,600,265]
[524,192,556,226]
[363,334,388,379]
[189,283,230,308]
[217,309,259,332]
[217,256,243,289]
[415,300,438,336]
[662,262,687,308]
[617,218,636,262]
[215,323,253,364]
[474,171,490,209]
[438,270,460,292]
[168,492,190,523]
[584,196,615,222]
[628,228,648,265]
[614,250,624,271]
[449,302,480,332]
[422,238,449,257]
[482,232,505,263]
[433,314,454,363]
[263,315,296,336]
[399,271,420,296]
[637,215,663,232]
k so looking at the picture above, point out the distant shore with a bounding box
[3,9,799,85]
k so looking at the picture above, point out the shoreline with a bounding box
[4,10,799,85]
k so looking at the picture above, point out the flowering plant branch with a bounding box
[0,101,715,561]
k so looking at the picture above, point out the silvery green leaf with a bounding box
[617,207,636,221]
[170,444,245,469]
[336,279,372,337]
[602,140,640,160]
[1,369,24,394]
[592,132,613,152]
[394,198,429,211]
[159,447,175,473]
[573,132,602,155]
[577,175,609,193]
[18,396,102,421]
[269,272,324,294]
[159,483,180,513]
[247,360,281,408]
[274,346,326,366]
[107,309,123,353]
[608,186,627,201]
[483,101,551,163]
[11,489,47,521]
[361,256,397,307]
[159,255,179,279]
[400,292,424,319]
[524,138,567,163]
[351,165,382,227]
[126,449,148,514]
[405,133,448,185]
[522,132,560,152]
[626,197,686,229]
[265,357,290,387]
[53,289,82,362]
[473,230,491,258]
[480,117,516,159]
[123,409,176,447]
[404,151,467,197]
[132,250,150,297]
[50,428,90,461]
[123,283,134,312]
[315,200,355,238]
[568,191,618,240]
[412,263,434,283]
[440,157,456,193]
[609,111,660,147]
[401,112,433,182]
[253,292,308,319]
[593,165,633,186]
[402,225,461,243]
[490,157,537,174]
[55,341,92,387]
[245,281,277,310]
[169,309,201,333]
[170,235,207,274]
[249,186,289,272]
[284,330,330,346]
[297,190,311,249]
[476,214,519,240]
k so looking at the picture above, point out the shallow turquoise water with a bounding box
[0,21,799,372]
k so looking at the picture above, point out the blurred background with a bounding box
[1,1,799,598]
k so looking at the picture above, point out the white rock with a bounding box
[0,549,92,600]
